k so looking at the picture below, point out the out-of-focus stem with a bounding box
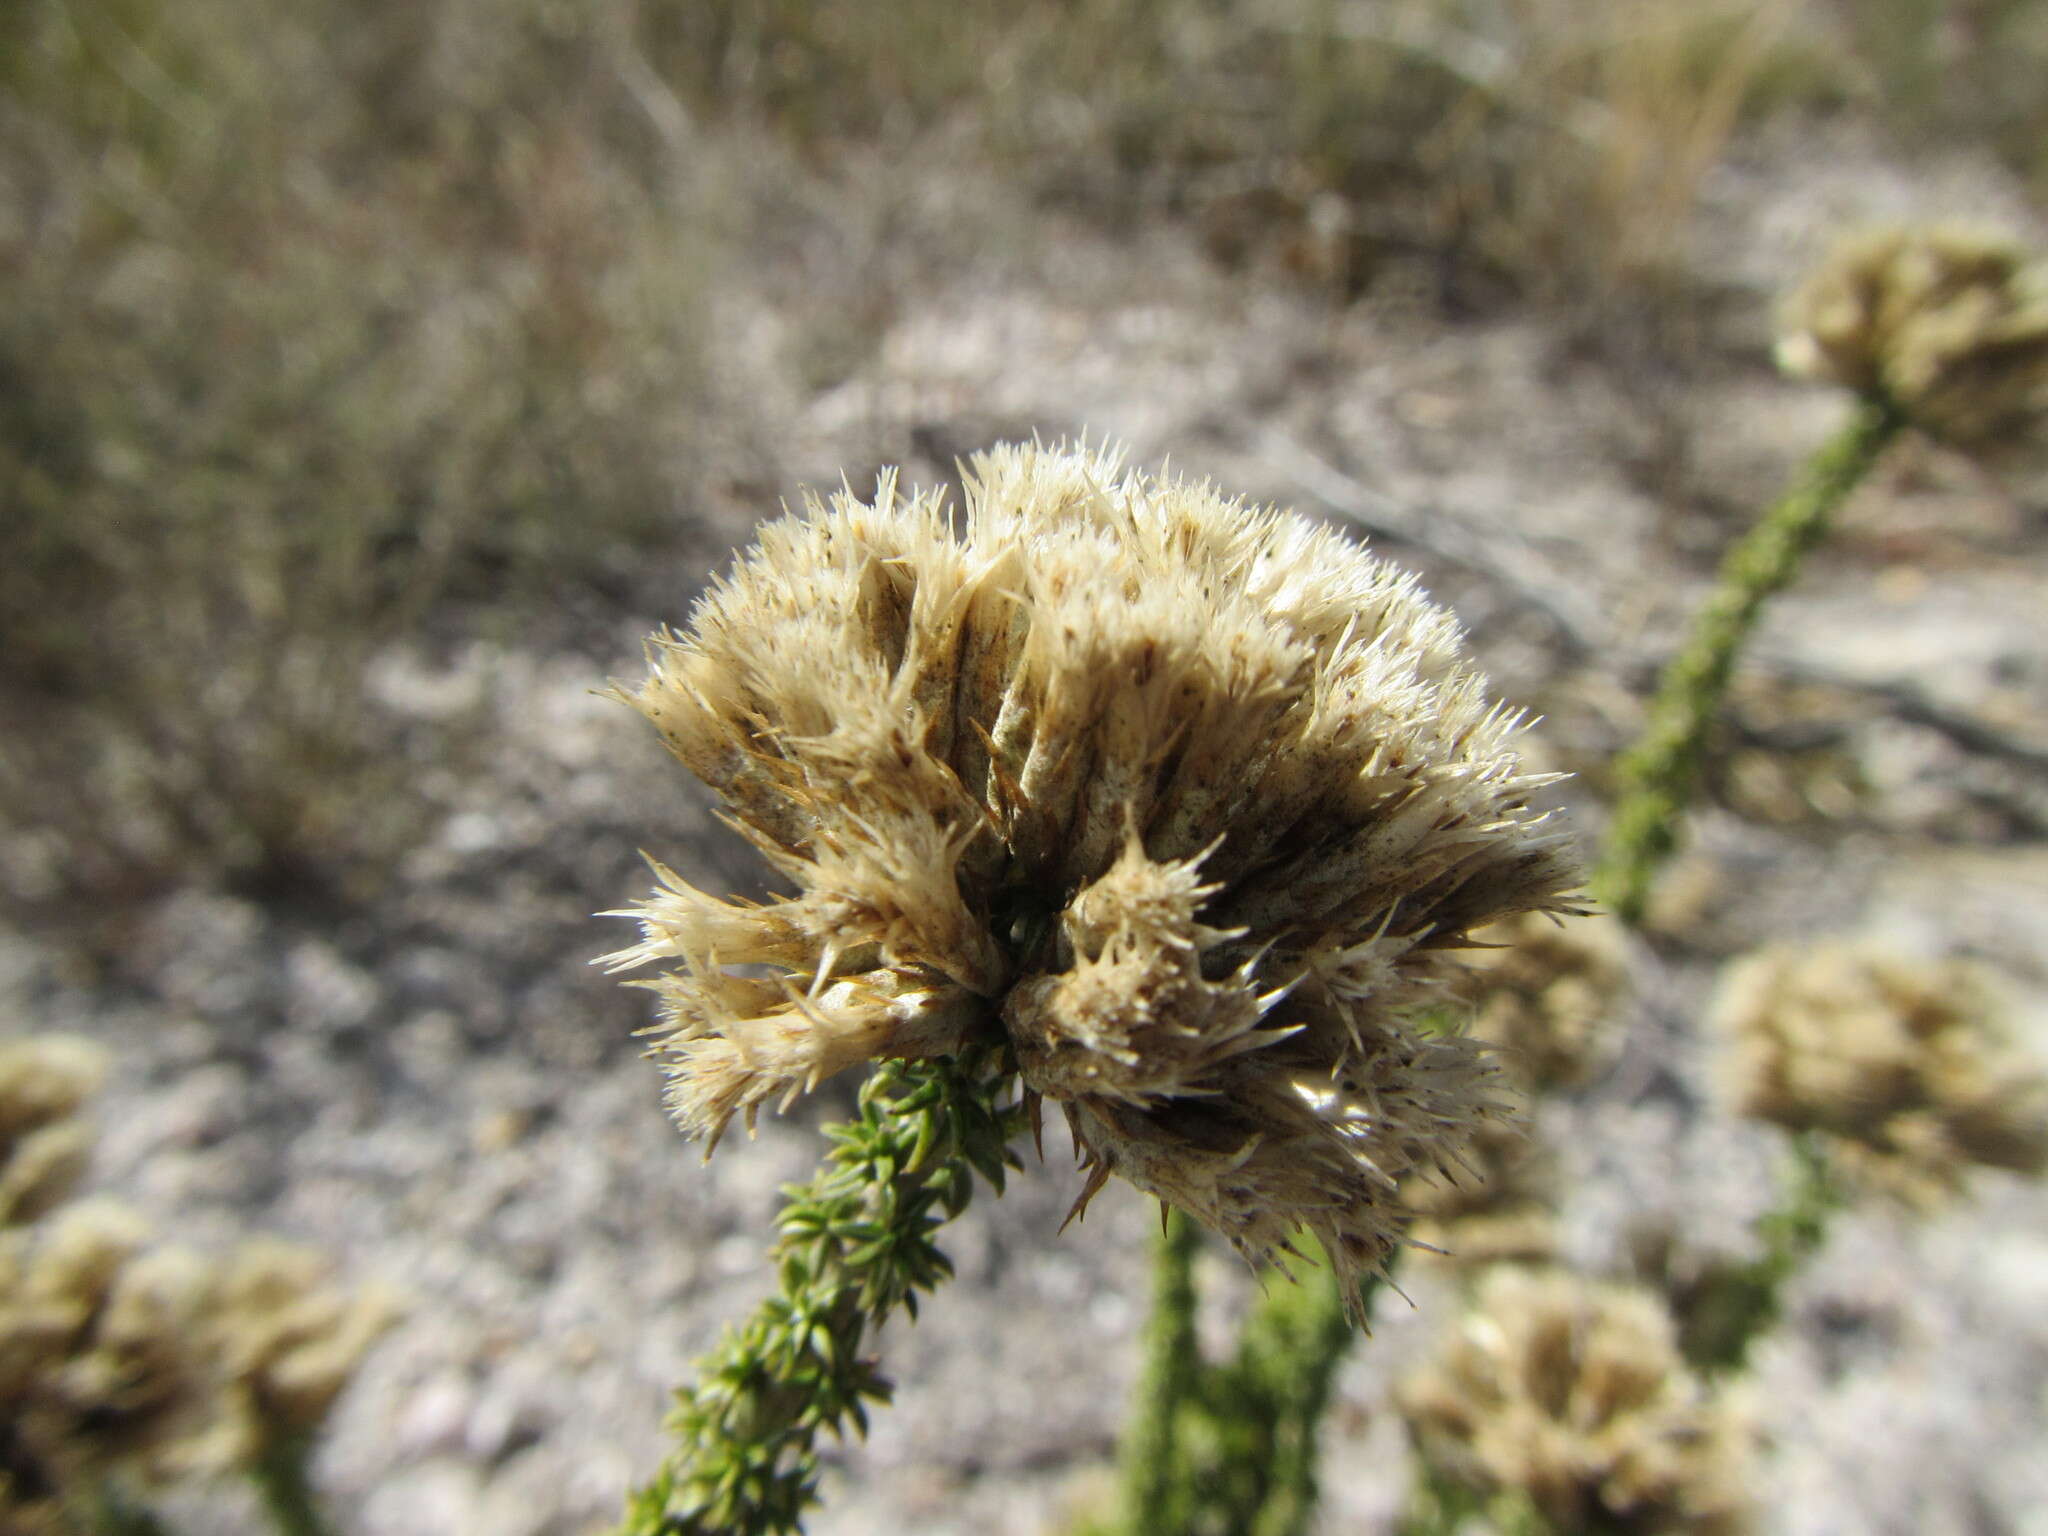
[1594,398,1905,925]
[1118,1208,1203,1536]
[77,1484,175,1536]
[1238,1252,1367,1536]
[248,1435,334,1536]
[1678,1131,1843,1376]
[1109,1233,1381,1536]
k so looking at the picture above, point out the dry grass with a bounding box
[0,0,715,917]
[617,0,1816,312]
[1834,0,2048,189]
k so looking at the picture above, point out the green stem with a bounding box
[615,1052,1021,1536]
[1107,1235,1381,1536]
[1593,397,1904,925]
[1393,1461,1464,1536]
[74,1482,176,1536]
[1678,1131,1843,1376]
[1118,1209,1203,1536]
[248,1435,333,1536]
[1397,1471,1549,1536]
[1237,1252,1367,1536]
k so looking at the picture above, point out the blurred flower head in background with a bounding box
[1,1035,110,1229]
[1457,910,1631,1090]
[607,440,1580,1309]
[199,1238,401,1464]
[1403,1113,1559,1270]
[1398,1266,1755,1536]
[1,1199,215,1518]
[1,1036,397,1520]
[1777,226,2048,458]
[1712,937,2048,1206]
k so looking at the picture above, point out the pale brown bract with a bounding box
[198,1237,402,1465]
[604,440,1582,1313]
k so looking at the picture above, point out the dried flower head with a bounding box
[1398,1267,1754,1535]
[0,1199,213,1512]
[1,1035,110,1228]
[0,1185,395,1520]
[1457,911,1629,1090]
[193,1237,400,1460]
[1712,938,2048,1205]
[1404,1115,1557,1269]
[607,441,1579,1309]
[1776,226,2048,451]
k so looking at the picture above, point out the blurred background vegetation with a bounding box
[3,0,2044,932]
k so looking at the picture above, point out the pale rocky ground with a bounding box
[6,118,2047,1535]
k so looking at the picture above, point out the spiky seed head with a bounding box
[1711,938,2048,1205]
[1398,1267,1755,1536]
[1457,910,1629,1090]
[605,441,1582,1309]
[1,1035,111,1228]
[1777,226,2048,453]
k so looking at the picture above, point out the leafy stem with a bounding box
[1594,396,1905,924]
[1117,1208,1203,1536]
[615,1049,1022,1536]
[1101,1232,1379,1536]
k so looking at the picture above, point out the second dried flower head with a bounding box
[1398,1267,1755,1535]
[1777,225,2048,455]
[607,441,1580,1307]
[1713,937,2048,1205]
